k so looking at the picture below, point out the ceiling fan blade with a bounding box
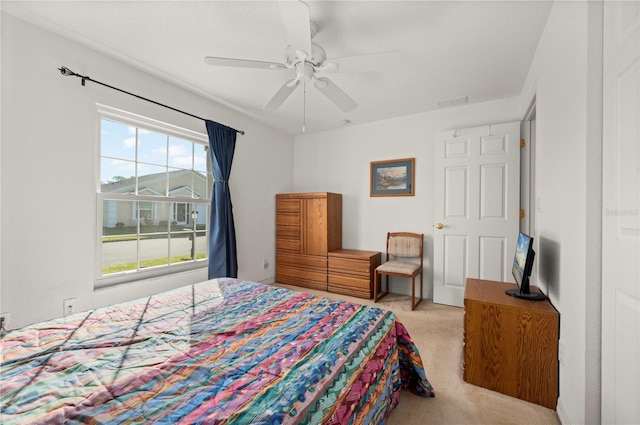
[204,56,287,70]
[264,79,300,110]
[314,77,357,112]
[278,1,312,57]
[323,50,402,73]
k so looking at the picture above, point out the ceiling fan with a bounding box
[204,1,401,115]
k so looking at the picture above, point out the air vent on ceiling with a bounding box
[437,96,468,108]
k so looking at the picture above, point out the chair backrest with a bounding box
[386,232,423,264]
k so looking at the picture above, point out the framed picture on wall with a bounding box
[370,157,415,197]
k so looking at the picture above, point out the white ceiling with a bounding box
[3,1,553,136]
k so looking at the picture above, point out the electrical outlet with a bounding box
[63,298,76,316]
[262,258,269,269]
[0,312,10,330]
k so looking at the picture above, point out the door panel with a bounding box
[434,122,520,307]
[445,167,468,218]
[480,165,506,218]
[479,236,507,282]
[441,234,468,305]
[303,198,327,255]
[481,134,508,155]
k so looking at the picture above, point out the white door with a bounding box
[602,1,640,423]
[433,122,520,307]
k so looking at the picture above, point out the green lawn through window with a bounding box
[102,254,206,275]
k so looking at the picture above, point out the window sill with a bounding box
[95,260,207,289]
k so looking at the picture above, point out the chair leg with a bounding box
[411,274,424,311]
[411,276,415,311]
[374,270,378,301]
[374,272,389,303]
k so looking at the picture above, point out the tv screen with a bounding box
[512,232,532,288]
[506,232,545,300]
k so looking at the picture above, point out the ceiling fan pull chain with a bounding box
[302,82,307,133]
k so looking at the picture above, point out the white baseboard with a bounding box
[257,276,275,284]
[556,397,571,425]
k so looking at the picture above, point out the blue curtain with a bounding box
[205,120,238,279]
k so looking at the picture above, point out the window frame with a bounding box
[95,104,211,288]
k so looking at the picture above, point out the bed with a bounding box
[1,278,434,424]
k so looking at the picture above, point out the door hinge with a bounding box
[520,209,526,219]
[520,139,526,149]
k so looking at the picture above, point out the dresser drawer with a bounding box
[328,257,372,276]
[328,274,371,291]
[276,239,301,253]
[276,199,301,213]
[276,213,300,226]
[328,284,371,299]
[276,253,327,270]
[276,224,300,240]
[277,274,327,291]
[276,265,327,285]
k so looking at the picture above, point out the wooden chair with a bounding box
[374,232,424,310]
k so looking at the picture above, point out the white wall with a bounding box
[0,12,294,329]
[519,1,600,423]
[293,97,520,299]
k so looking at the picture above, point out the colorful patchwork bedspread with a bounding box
[1,278,434,424]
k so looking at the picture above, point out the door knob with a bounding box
[435,223,448,230]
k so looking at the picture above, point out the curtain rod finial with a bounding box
[59,66,75,76]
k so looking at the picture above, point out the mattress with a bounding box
[0,278,434,424]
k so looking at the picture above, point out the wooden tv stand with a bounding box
[463,278,559,409]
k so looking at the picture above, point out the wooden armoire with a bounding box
[275,192,342,291]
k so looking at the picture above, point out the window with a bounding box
[97,106,211,286]
[136,201,154,221]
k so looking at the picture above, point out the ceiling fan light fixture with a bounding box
[290,62,315,85]
[314,78,328,89]
[285,42,327,67]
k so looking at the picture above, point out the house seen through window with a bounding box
[98,111,211,284]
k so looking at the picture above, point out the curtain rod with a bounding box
[58,66,245,135]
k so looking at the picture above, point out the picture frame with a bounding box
[370,157,415,197]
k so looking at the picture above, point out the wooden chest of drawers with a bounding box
[275,193,342,291]
[328,249,381,299]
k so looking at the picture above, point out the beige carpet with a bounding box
[274,283,561,425]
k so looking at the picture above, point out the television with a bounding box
[505,232,546,300]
